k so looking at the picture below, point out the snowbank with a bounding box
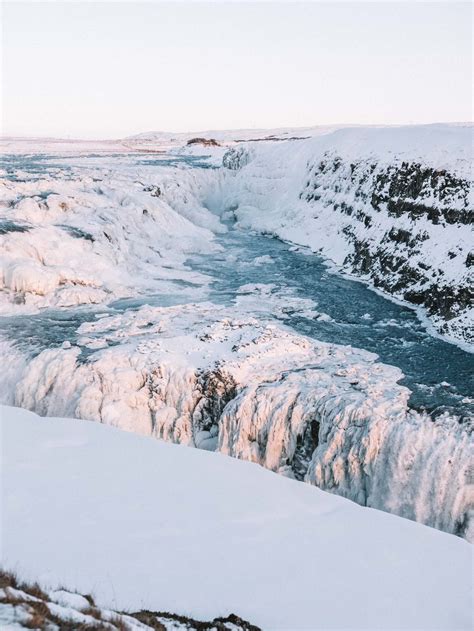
[1,405,471,630]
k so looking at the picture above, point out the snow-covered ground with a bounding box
[1,405,472,630]
[0,125,339,156]
[0,137,133,155]
[124,125,344,151]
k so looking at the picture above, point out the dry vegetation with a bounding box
[0,569,261,631]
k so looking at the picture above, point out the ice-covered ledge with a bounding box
[3,301,472,540]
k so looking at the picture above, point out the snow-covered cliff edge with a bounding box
[3,302,472,540]
[219,124,473,346]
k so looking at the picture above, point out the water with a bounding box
[0,152,215,182]
[0,154,75,180]
[188,224,474,420]
[1,152,472,421]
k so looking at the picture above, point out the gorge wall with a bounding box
[219,124,473,346]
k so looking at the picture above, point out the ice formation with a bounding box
[4,301,472,540]
[0,163,219,313]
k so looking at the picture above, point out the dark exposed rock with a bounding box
[57,225,95,242]
[133,610,261,631]
[292,418,320,481]
[302,154,473,339]
[193,368,238,436]
[143,184,161,197]
[223,147,251,171]
[404,284,473,319]
[371,162,472,225]
[187,137,220,147]
[234,135,309,142]
[0,219,30,234]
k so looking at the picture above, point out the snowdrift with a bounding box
[1,405,472,630]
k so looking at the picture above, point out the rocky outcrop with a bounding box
[0,569,261,631]
[222,147,252,170]
[302,155,473,340]
[187,137,220,147]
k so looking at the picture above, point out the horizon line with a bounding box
[1,120,473,142]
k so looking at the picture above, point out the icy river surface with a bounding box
[0,153,472,422]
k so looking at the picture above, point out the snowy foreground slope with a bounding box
[217,124,473,345]
[1,406,472,630]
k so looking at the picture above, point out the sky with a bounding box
[1,1,472,138]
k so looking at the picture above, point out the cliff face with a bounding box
[221,125,473,346]
[303,157,472,340]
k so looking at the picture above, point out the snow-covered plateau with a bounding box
[1,405,472,630]
[0,125,473,551]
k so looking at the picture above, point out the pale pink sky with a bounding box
[2,1,472,138]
